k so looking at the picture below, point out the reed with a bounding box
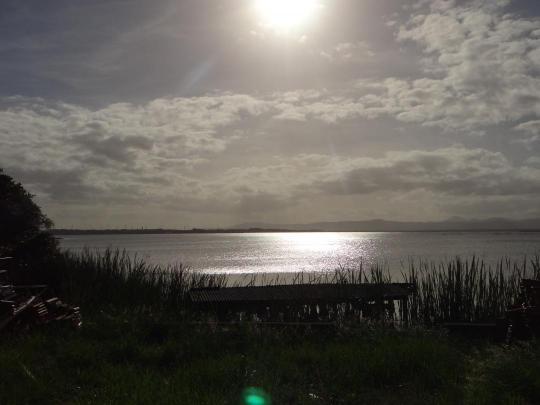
[242,256,540,324]
[48,248,226,312]
[49,249,540,324]
[402,255,540,324]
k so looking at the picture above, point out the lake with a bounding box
[59,232,540,278]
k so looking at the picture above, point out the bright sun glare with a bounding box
[254,0,320,32]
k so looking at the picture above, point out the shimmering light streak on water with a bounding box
[59,232,540,279]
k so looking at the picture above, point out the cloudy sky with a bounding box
[1,0,540,228]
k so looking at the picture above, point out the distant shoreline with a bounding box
[52,217,540,235]
[52,228,316,235]
[52,228,540,235]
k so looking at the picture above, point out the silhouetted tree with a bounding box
[0,168,58,280]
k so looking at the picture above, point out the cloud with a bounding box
[315,147,540,197]
[71,122,154,165]
[194,146,540,208]
[320,41,374,64]
[6,167,101,202]
[3,93,540,225]
[2,70,540,225]
[2,1,540,226]
[269,1,540,133]
[514,120,540,145]
[0,93,268,161]
[0,94,270,206]
[515,120,540,136]
[524,156,540,168]
[390,1,540,131]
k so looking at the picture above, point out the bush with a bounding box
[0,168,58,281]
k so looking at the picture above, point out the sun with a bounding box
[254,0,320,32]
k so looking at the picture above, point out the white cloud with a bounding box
[516,120,540,136]
[0,94,270,206]
[391,1,540,131]
[320,41,374,64]
[315,146,540,197]
[525,156,540,168]
[270,2,540,134]
[195,146,540,203]
[4,93,540,225]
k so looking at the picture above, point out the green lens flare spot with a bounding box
[242,387,271,405]
[245,395,265,405]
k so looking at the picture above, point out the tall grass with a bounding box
[48,248,225,312]
[237,256,540,324]
[403,256,540,325]
[48,249,540,324]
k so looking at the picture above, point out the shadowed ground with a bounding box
[1,313,539,405]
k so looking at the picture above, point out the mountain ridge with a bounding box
[233,218,540,232]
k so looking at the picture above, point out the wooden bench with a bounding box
[189,283,415,323]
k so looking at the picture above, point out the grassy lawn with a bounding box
[1,313,539,404]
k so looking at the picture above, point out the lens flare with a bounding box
[242,387,271,405]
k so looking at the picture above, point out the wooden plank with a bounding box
[189,283,415,305]
[188,321,337,327]
[14,296,37,316]
[12,285,48,290]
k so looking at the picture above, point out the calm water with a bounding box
[59,232,540,278]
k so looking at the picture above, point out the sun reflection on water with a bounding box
[274,232,346,253]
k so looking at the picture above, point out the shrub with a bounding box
[0,168,58,281]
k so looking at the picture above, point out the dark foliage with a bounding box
[0,168,58,281]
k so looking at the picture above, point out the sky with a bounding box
[1,0,540,228]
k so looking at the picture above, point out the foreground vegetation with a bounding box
[40,249,540,325]
[3,248,540,404]
[4,250,538,404]
[2,312,539,405]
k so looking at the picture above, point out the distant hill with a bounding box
[233,218,540,232]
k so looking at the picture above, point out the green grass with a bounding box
[0,313,463,404]
[465,342,540,405]
[1,312,538,405]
